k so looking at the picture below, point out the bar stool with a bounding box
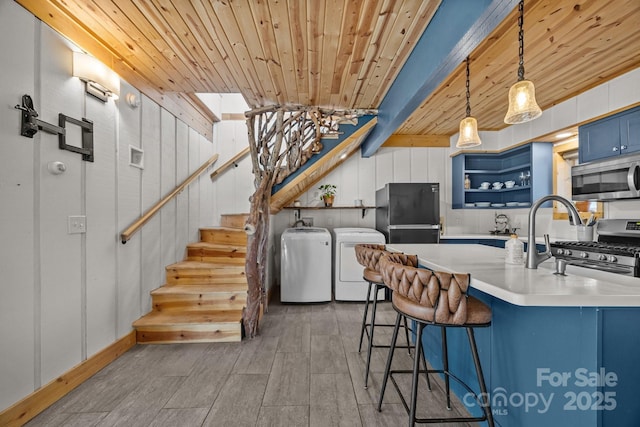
[354,244,417,389]
[377,253,494,426]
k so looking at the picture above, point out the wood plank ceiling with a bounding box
[399,0,640,136]
[16,0,640,140]
[17,0,439,110]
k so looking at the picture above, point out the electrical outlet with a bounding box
[302,217,313,226]
[68,215,87,234]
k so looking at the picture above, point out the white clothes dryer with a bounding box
[333,227,386,301]
[281,227,332,303]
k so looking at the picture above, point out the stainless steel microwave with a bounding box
[571,153,640,201]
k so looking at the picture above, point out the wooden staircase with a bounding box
[132,214,248,343]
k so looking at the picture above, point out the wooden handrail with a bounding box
[210,147,250,179]
[120,154,219,244]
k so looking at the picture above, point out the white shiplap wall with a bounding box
[0,0,37,405]
[0,2,215,411]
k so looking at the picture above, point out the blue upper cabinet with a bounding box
[620,106,640,156]
[452,143,552,209]
[579,105,640,163]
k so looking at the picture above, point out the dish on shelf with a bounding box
[517,202,531,207]
[475,202,491,207]
[491,203,506,207]
[506,202,519,207]
[464,203,475,208]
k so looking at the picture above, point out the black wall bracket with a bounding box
[15,94,94,162]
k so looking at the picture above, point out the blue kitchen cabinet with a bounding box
[620,106,640,156]
[452,142,552,209]
[579,105,640,163]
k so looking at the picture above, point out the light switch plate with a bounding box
[68,215,87,234]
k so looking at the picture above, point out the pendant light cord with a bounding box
[517,0,525,81]
[465,56,471,117]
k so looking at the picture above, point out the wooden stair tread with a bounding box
[187,241,247,251]
[199,226,246,232]
[166,261,245,270]
[152,284,247,294]
[199,227,247,246]
[132,310,243,327]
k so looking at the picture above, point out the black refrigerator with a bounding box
[375,183,440,243]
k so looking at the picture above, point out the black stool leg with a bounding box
[358,280,374,353]
[377,311,402,411]
[402,316,412,355]
[420,341,432,391]
[364,285,380,388]
[408,322,424,427]
[467,327,495,427]
[441,326,451,410]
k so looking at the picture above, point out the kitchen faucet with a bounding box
[526,195,582,269]
[293,219,307,227]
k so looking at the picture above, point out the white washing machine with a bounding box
[333,227,386,301]
[280,227,332,303]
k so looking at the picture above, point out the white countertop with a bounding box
[387,244,640,307]
[441,234,550,244]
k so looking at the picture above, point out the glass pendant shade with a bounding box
[504,79,542,124]
[456,116,481,148]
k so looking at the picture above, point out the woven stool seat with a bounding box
[363,267,383,284]
[392,293,491,326]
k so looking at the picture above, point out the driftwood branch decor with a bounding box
[242,105,375,338]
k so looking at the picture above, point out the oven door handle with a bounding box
[628,163,640,193]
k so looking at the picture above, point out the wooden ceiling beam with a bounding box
[382,134,450,148]
[360,0,516,157]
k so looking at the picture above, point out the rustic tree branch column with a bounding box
[242,106,375,338]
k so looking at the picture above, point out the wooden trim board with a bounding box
[0,331,136,427]
[382,134,449,147]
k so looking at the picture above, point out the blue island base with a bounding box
[420,290,640,426]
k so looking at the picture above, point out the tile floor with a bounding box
[26,299,479,426]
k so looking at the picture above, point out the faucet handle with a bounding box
[543,234,551,250]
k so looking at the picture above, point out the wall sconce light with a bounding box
[73,51,120,102]
[125,93,141,108]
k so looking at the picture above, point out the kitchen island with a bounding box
[388,243,640,427]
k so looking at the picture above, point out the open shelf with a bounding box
[283,205,375,218]
[452,143,552,209]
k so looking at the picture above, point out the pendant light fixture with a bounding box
[456,56,482,148]
[504,0,542,124]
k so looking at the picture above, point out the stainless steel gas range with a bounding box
[550,219,640,277]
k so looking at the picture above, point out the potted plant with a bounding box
[318,184,337,207]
